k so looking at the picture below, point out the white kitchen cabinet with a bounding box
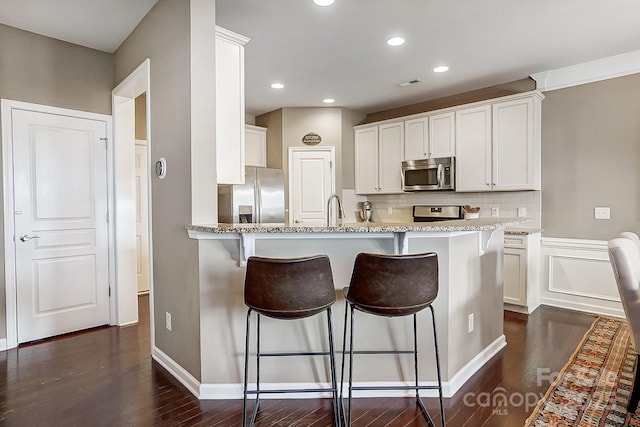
[245,125,267,167]
[504,232,541,314]
[456,93,543,192]
[404,117,428,160]
[455,105,492,192]
[492,96,541,191]
[428,111,455,158]
[216,26,249,184]
[355,122,404,194]
[404,112,454,161]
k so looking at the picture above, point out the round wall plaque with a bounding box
[302,132,321,145]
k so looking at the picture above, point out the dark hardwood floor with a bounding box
[0,295,596,426]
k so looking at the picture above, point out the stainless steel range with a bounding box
[412,205,463,222]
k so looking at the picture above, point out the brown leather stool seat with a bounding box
[341,252,446,426]
[242,255,340,426]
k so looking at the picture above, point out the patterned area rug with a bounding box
[526,317,640,426]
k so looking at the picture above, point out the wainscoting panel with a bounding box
[540,237,624,317]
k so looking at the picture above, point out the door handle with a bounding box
[19,234,40,242]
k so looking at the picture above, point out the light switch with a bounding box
[594,207,610,220]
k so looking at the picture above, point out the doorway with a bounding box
[112,59,153,347]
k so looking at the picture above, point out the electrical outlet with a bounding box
[594,207,610,220]
[491,207,500,217]
[387,206,393,215]
[468,313,474,333]
[517,207,527,218]
[166,312,172,331]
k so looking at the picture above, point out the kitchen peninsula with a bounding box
[186,218,524,399]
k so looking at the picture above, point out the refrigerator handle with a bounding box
[256,179,262,223]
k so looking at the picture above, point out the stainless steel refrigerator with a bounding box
[218,167,285,224]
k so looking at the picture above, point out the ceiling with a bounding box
[2,0,639,116]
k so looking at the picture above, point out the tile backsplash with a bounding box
[341,189,541,228]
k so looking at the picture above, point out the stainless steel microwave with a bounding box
[401,157,455,191]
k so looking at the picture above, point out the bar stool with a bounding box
[341,252,445,426]
[242,255,341,427]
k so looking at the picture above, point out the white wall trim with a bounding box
[540,237,624,317]
[0,338,7,351]
[195,335,505,400]
[445,334,506,397]
[531,49,640,92]
[111,59,152,336]
[1,99,112,349]
[152,346,202,398]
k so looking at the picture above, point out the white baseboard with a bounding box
[540,296,624,318]
[196,335,506,400]
[445,334,506,397]
[152,346,201,398]
[0,338,6,351]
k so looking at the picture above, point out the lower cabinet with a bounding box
[504,231,541,314]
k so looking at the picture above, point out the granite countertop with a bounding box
[187,217,530,234]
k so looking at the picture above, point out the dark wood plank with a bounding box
[0,296,596,426]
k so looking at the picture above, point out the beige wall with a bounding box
[135,94,147,140]
[256,108,283,168]
[541,73,640,240]
[341,109,367,190]
[0,24,114,340]
[114,0,203,379]
[0,24,113,115]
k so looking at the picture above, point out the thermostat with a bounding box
[155,157,167,179]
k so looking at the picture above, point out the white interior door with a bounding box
[135,140,149,294]
[289,148,334,226]
[12,109,110,343]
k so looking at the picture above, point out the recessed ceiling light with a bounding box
[386,37,405,47]
[313,0,335,6]
[433,65,449,73]
[270,83,285,89]
[323,98,335,104]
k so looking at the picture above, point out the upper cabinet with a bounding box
[456,93,543,192]
[492,96,540,191]
[403,112,455,161]
[404,117,428,160]
[216,26,250,184]
[354,90,544,194]
[245,125,267,168]
[429,112,455,158]
[455,105,493,192]
[355,122,404,194]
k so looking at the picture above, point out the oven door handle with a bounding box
[437,164,444,188]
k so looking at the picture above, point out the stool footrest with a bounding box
[351,385,441,391]
[351,350,414,355]
[258,351,331,357]
[245,387,337,395]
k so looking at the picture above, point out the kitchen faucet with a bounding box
[326,193,345,227]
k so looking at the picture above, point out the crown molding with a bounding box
[530,50,640,91]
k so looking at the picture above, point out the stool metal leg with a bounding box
[242,309,253,427]
[347,304,355,426]
[413,313,437,427]
[339,298,349,425]
[326,307,341,427]
[243,311,262,427]
[430,305,446,427]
